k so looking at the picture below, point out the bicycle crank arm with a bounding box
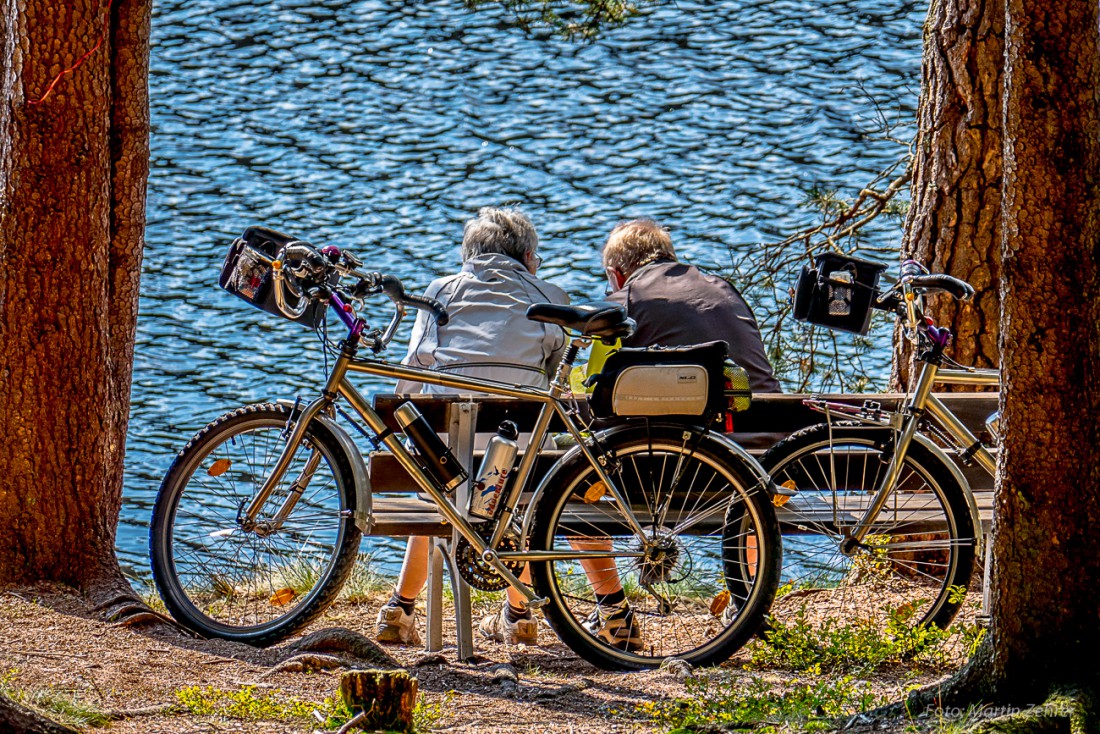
[480,548,548,608]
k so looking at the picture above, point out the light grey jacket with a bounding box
[396,253,570,395]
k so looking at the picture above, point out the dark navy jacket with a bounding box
[605,259,781,393]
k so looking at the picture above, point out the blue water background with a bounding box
[124,0,925,579]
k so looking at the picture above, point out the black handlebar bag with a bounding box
[791,252,888,335]
[588,341,731,422]
[219,226,330,328]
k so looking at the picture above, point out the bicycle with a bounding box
[760,255,998,632]
[148,226,782,670]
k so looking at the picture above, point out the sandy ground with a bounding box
[0,583,966,733]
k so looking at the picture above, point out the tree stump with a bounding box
[0,695,78,734]
[338,669,418,733]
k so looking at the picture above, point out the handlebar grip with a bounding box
[908,273,976,301]
[281,242,329,277]
[372,274,449,325]
[405,293,450,326]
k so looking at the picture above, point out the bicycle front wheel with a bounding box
[529,424,781,670]
[150,403,361,645]
[761,423,976,631]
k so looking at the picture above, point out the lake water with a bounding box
[123,0,925,580]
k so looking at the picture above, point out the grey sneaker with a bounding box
[583,604,643,652]
[479,606,539,645]
[376,602,421,645]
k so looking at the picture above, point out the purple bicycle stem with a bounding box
[330,292,366,337]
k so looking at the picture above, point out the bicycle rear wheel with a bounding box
[150,403,361,645]
[760,423,976,631]
[529,424,781,670]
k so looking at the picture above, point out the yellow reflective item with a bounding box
[585,338,621,383]
[773,479,797,507]
[569,365,587,395]
[583,481,608,503]
[269,588,297,606]
[207,459,232,477]
[710,589,731,617]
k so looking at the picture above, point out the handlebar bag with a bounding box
[588,341,731,420]
[792,252,889,335]
[219,226,330,329]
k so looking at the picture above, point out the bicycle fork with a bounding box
[842,362,938,551]
[240,396,337,534]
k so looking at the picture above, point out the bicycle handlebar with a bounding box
[906,273,975,301]
[371,273,450,326]
[894,259,975,301]
[268,241,450,345]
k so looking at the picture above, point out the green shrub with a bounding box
[176,684,340,725]
[748,606,955,674]
[644,675,879,733]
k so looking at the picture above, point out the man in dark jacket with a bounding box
[602,218,781,393]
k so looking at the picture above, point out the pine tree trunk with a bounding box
[893,0,1003,388]
[986,0,1100,691]
[0,0,151,591]
[881,4,1100,719]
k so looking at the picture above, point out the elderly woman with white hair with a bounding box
[376,206,569,647]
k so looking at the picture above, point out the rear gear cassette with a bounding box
[455,535,523,591]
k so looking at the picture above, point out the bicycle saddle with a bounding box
[527,301,636,342]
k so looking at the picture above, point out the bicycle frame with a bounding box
[239,294,656,606]
[805,354,999,556]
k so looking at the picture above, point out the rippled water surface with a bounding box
[124,0,924,576]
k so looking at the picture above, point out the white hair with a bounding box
[461,206,538,263]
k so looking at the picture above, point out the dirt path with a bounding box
[0,584,963,733]
[0,584,692,733]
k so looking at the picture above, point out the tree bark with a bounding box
[339,669,418,733]
[0,0,150,593]
[987,0,1100,692]
[893,1,1100,718]
[894,0,1004,388]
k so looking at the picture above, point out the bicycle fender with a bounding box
[911,432,984,558]
[312,412,374,533]
[277,400,373,533]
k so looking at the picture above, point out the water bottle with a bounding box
[468,421,520,521]
[394,402,468,493]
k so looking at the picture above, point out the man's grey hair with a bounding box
[461,206,539,263]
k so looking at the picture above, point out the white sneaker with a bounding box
[375,602,421,645]
[582,604,643,652]
[479,606,538,645]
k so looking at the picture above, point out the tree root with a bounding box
[102,703,178,720]
[849,637,1099,734]
[0,694,78,733]
[266,628,402,673]
[966,686,1098,734]
[91,593,196,635]
[260,654,347,678]
[335,710,369,734]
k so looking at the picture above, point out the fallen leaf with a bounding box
[710,590,731,617]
